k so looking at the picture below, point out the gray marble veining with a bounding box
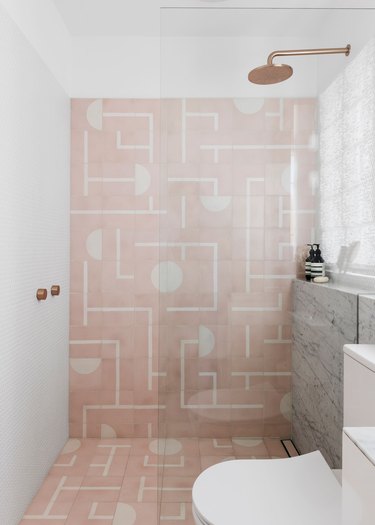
[358,294,375,344]
[293,348,342,467]
[344,427,375,466]
[292,279,358,469]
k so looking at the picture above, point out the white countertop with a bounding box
[344,427,375,466]
[294,278,374,296]
[343,344,375,373]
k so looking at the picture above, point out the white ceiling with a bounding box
[51,0,207,37]
[46,0,375,98]
[52,0,375,37]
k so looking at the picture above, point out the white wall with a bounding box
[1,1,372,100]
[70,35,318,98]
[0,0,71,93]
[69,6,375,100]
[318,37,375,281]
[161,36,318,98]
[71,36,160,98]
[317,10,375,93]
[0,5,70,524]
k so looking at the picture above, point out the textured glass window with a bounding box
[319,39,375,272]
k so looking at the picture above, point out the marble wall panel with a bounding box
[292,279,358,468]
[358,294,375,344]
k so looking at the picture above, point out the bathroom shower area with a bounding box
[7,4,375,525]
[70,9,318,518]
[61,6,375,525]
[157,9,320,446]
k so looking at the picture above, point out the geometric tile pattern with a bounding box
[21,437,289,524]
[70,98,317,439]
[70,99,162,439]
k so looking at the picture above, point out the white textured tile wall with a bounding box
[319,38,375,270]
[0,6,70,525]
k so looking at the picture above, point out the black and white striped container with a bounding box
[311,244,325,278]
[310,262,325,278]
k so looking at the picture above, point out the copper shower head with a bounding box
[248,44,351,85]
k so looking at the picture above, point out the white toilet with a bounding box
[192,344,375,525]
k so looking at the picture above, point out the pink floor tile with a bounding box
[66,518,111,525]
[119,476,159,503]
[200,455,236,471]
[75,476,122,502]
[232,437,269,458]
[129,438,163,458]
[162,455,201,478]
[166,438,200,458]
[198,438,234,457]
[161,477,195,502]
[18,518,68,525]
[49,453,93,477]
[24,476,82,516]
[60,439,100,456]
[264,438,289,458]
[160,501,195,524]
[86,453,128,477]
[95,443,133,459]
[21,436,282,524]
[65,500,116,525]
[98,438,133,449]
[125,456,158,477]
[116,502,158,525]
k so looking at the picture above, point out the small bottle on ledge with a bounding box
[305,244,314,281]
[311,244,325,278]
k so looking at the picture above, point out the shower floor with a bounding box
[20,437,290,525]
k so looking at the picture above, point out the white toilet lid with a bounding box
[192,451,341,525]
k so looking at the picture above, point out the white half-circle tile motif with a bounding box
[86,229,103,260]
[113,503,136,525]
[165,438,183,456]
[149,438,182,456]
[199,325,215,357]
[86,99,103,130]
[233,438,264,447]
[61,439,81,454]
[200,195,231,212]
[280,392,292,421]
[70,358,101,375]
[148,439,164,455]
[101,424,117,438]
[134,164,151,195]
[233,98,264,115]
[151,261,183,293]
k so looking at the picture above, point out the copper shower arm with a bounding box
[267,44,351,65]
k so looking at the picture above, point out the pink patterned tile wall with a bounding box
[70,98,317,439]
[70,99,161,439]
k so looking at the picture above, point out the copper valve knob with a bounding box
[51,285,61,296]
[36,288,48,301]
